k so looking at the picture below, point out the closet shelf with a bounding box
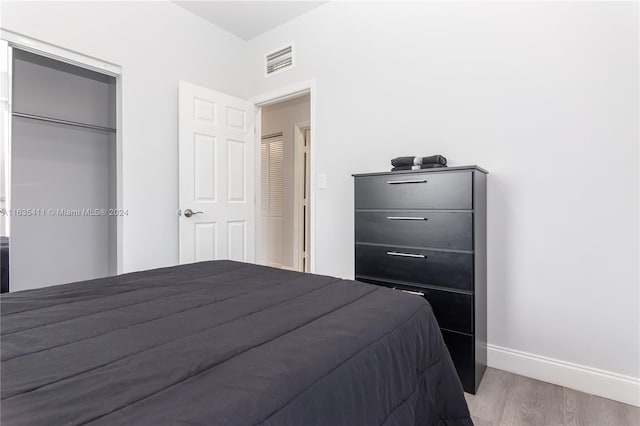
[12,112,116,133]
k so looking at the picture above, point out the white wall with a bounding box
[261,95,310,269]
[246,1,640,402]
[0,0,250,272]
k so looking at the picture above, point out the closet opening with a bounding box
[1,46,118,292]
[257,94,310,272]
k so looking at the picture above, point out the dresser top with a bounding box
[352,165,488,177]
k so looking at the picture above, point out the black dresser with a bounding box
[353,165,487,394]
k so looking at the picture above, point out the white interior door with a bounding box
[178,81,255,264]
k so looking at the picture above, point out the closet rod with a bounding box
[12,112,116,133]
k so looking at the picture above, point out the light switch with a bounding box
[318,174,327,189]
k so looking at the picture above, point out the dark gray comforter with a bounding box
[1,260,471,425]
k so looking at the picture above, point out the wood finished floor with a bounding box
[465,368,640,426]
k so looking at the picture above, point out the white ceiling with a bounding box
[174,1,327,41]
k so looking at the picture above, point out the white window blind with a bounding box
[260,143,269,215]
[260,139,284,217]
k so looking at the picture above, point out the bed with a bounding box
[1,260,472,425]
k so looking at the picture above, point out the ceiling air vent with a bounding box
[265,44,294,77]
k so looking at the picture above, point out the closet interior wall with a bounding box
[8,49,116,291]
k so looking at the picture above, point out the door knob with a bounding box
[183,208,203,218]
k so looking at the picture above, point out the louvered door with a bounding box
[259,139,284,267]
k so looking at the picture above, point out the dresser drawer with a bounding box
[355,171,472,210]
[423,288,473,333]
[355,244,473,291]
[355,211,472,250]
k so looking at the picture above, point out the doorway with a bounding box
[257,94,310,272]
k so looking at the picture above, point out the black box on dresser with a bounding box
[353,165,488,394]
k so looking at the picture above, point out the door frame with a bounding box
[293,121,310,272]
[250,80,316,273]
[0,29,124,275]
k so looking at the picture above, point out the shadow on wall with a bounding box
[487,174,511,348]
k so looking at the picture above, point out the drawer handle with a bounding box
[386,251,426,259]
[401,289,425,296]
[386,216,427,221]
[386,179,427,184]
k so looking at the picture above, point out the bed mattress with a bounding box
[1,260,471,425]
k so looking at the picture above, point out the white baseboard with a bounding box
[487,344,640,407]
[278,265,299,272]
